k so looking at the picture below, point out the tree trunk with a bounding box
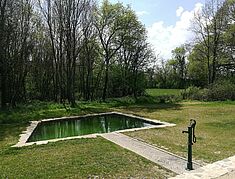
[1,71,7,108]
[102,59,109,101]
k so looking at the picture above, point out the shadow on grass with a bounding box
[0,102,112,124]
[0,96,182,124]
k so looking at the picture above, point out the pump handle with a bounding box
[190,119,197,143]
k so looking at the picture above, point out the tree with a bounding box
[188,44,208,87]
[218,0,235,77]
[95,0,129,100]
[0,0,155,108]
[171,46,187,88]
[0,0,33,107]
[78,3,100,100]
[37,0,94,106]
[0,0,8,108]
[191,0,225,84]
[116,8,153,97]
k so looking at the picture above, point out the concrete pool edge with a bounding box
[12,112,176,147]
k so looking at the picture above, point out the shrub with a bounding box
[108,97,136,107]
[181,81,235,101]
[207,81,235,101]
[180,86,201,100]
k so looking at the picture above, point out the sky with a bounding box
[109,0,205,59]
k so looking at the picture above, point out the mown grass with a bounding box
[146,89,181,97]
[0,99,132,124]
[0,89,234,177]
[0,133,173,178]
[0,99,175,178]
[121,101,235,163]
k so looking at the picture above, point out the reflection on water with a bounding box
[28,114,154,142]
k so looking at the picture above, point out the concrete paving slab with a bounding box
[102,132,202,174]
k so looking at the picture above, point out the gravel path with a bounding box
[102,132,202,174]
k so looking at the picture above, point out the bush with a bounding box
[135,94,181,104]
[108,96,136,107]
[207,81,235,101]
[181,81,235,101]
[180,86,201,100]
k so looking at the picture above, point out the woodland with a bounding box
[0,0,235,109]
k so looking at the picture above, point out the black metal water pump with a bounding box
[182,119,197,170]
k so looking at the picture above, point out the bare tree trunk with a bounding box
[102,58,109,101]
[0,0,7,108]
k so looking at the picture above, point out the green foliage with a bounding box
[1,0,153,108]
[0,89,183,124]
[108,65,147,98]
[94,0,152,101]
[180,86,202,100]
[206,80,235,101]
[106,97,136,107]
[187,45,208,87]
[151,57,188,89]
[144,89,182,104]
[0,100,106,124]
[171,46,187,88]
[181,81,235,101]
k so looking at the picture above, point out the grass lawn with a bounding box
[120,101,235,163]
[0,101,175,178]
[0,124,174,178]
[0,92,235,177]
[146,88,181,97]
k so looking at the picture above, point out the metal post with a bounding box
[183,119,196,171]
[187,126,193,170]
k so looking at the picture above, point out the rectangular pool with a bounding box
[28,113,161,142]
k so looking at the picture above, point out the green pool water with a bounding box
[28,114,158,142]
